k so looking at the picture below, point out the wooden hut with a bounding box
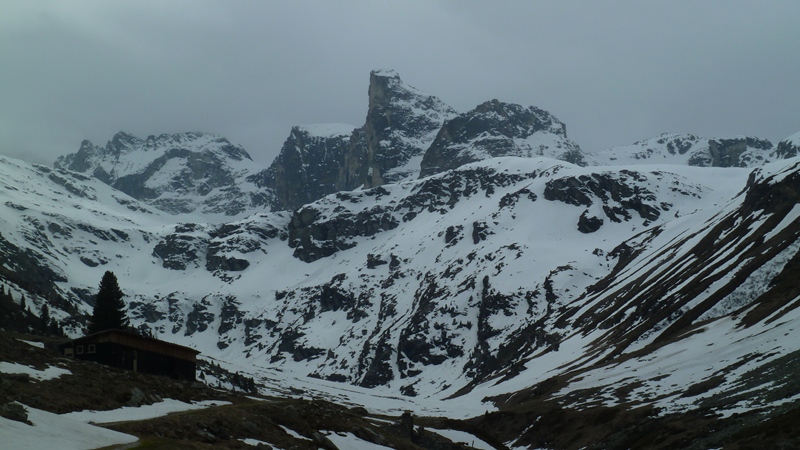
[60,329,199,380]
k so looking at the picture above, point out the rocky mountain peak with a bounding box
[589,132,778,167]
[357,70,458,187]
[264,70,459,211]
[774,130,800,160]
[270,71,588,209]
[107,131,144,155]
[366,69,400,108]
[53,131,273,219]
[419,99,585,177]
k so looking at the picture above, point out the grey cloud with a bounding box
[1,1,798,166]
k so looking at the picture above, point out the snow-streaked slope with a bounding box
[0,154,179,331]
[3,148,800,424]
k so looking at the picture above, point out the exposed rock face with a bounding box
[351,70,457,188]
[263,70,455,210]
[543,170,663,226]
[419,99,585,177]
[262,125,355,211]
[54,132,274,218]
[0,231,67,298]
[591,133,778,167]
[288,188,400,263]
[691,136,774,167]
[151,214,289,277]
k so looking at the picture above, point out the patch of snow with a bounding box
[19,340,44,349]
[428,428,494,449]
[1,403,138,450]
[324,431,393,449]
[0,362,71,381]
[240,437,283,448]
[279,424,311,441]
[62,399,231,424]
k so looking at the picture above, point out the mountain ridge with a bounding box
[54,131,274,220]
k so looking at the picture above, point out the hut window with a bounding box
[88,344,96,354]
[76,345,84,354]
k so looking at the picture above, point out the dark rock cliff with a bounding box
[262,125,354,211]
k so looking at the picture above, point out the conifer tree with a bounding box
[20,294,26,311]
[88,271,129,334]
[48,318,61,336]
[39,303,50,334]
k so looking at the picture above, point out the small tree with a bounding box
[48,318,62,337]
[88,271,129,334]
[39,303,50,334]
[20,294,27,311]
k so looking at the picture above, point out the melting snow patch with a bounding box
[19,340,44,349]
[279,424,311,440]
[0,361,71,381]
[1,403,138,450]
[240,437,283,448]
[324,431,393,449]
[62,399,231,424]
[429,428,494,449]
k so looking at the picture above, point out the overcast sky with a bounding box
[1,1,798,166]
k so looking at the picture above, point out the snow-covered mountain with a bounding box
[3,141,800,394]
[775,130,800,159]
[589,132,776,167]
[54,131,275,220]
[4,70,800,447]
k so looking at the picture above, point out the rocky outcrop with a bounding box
[288,201,400,263]
[0,232,67,298]
[54,132,274,218]
[152,216,289,275]
[419,99,585,177]
[543,170,664,228]
[689,136,774,167]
